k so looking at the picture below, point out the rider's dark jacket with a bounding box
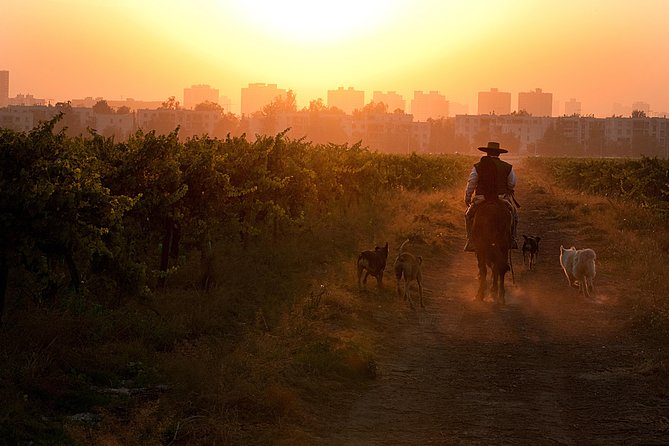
[473,156,513,199]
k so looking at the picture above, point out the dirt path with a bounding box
[316,162,669,445]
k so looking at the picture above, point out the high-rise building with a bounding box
[183,84,219,109]
[372,91,405,112]
[632,101,650,114]
[411,91,449,121]
[0,70,9,108]
[518,88,553,117]
[240,83,286,116]
[478,88,511,115]
[564,98,582,116]
[327,87,364,115]
[219,95,232,113]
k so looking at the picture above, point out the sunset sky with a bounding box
[2,0,669,117]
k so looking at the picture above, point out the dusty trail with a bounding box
[316,163,669,445]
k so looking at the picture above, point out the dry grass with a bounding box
[5,158,668,444]
[524,158,669,363]
[1,186,444,444]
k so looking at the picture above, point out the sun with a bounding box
[227,0,404,44]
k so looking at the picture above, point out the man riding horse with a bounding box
[463,141,519,252]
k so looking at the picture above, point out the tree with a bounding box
[259,90,298,135]
[356,101,388,116]
[427,118,468,154]
[213,112,242,139]
[53,103,85,137]
[308,98,327,113]
[305,100,347,145]
[92,100,114,114]
[161,96,181,110]
[535,121,584,156]
[262,90,298,115]
[194,101,223,112]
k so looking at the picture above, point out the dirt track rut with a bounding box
[317,163,669,445]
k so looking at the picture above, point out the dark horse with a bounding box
[471,198,513,303]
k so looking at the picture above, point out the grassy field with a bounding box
[1,154,668,445]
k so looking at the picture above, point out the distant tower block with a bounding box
[327,87,364,114]
[241,83,287,116]
[411,91,449,121]
[518,88,553,117]
[478,88,511,115]
[565,98,581,116]
[372,90,405,112]
[183,84,219,109]
[0,70,9,108]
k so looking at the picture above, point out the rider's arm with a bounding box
[507,168,517,193]
[464,167,478,205]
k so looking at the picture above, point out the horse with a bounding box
[471,198,513,304]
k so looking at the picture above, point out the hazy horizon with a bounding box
[2,0,669,117]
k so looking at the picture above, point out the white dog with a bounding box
[559,245,596,298]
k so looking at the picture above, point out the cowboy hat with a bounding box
[478,141,508,154]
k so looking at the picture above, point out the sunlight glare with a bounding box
[227,0,403,43]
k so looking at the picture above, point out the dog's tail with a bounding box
[398,239,410,255]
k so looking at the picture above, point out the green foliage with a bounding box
[0,120,473,443]
[1,118,470,309]
[527,156,669,218]
[0,118,135,304]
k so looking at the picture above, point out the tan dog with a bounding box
[393,239,423,309]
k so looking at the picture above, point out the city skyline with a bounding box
[2,0,669,117]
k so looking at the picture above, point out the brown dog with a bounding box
[393,239,423,309]
[357,242,389,288]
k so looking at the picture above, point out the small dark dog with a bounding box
[522,235,541,270]
[357,242,389,288]
[393,239,423,309]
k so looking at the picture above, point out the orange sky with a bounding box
[2,0,669,117]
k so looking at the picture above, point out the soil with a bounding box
[314,160,669,445]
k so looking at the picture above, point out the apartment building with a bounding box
[0,105,35,131]
[564,98,582,116]
[136,108,219,139]
[71,97,163,110]
[3,102,667,157]
[0,71,8,108]
[604,115,669,157]
[411,91,449,122]
[327,87,364,115]
[184,84,219,109]
[9,94,46,106]
[241,83,287,116]
[477,88,511,115]
[0,104,129,137]
[518,88,553,117]
[455,114,553,154]
[372,91,406,113]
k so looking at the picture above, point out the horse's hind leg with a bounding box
[491,270,498,298]
[476,257,487,301]
[497,271,506,304]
